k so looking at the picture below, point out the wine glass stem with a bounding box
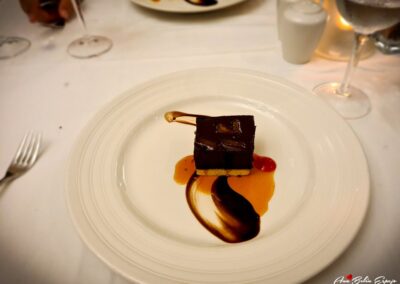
[338,33,368,96]
[71,0,88,36]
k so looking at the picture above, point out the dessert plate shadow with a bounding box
[66,68,369,284]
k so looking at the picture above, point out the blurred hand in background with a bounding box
[19,0,75,25]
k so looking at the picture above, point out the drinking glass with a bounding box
[67,0,112,59]
[0,36,30,59]
[313,0,400,119]
[0,0,30,59]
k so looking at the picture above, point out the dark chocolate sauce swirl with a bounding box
[212,176,260,241]
[186,174,260,243]
[185,0,218,6]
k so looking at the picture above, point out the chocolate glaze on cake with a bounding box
[194,115,255,176]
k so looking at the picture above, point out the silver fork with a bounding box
[0,132,42,186]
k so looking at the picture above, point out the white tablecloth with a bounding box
[1,0,399,283]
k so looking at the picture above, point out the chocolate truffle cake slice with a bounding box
[194,115,255,176]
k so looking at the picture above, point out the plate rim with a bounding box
[129,0,248,13]
[65,67,370,284]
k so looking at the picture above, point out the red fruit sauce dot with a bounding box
[253,154,276,172]
[346,274,353,281]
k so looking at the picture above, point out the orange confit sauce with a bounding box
[174,154,276,216]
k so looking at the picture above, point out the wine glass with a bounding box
[67,0,112,59]
[0,0,30,59]
[0,36,30,60]
[313,0,400,119]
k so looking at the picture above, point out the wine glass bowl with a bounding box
[336,0,400,34]
[313,0,400,119]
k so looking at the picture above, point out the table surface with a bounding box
[1,0,399,283]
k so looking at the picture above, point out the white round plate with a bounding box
[130,0,247,13]
[66,68,369,284]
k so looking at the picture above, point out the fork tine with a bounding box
[17,131,33,164]
[27,133,41,166]
[23,133,38,165]
[13,132,30,164]
[1,132,42,184]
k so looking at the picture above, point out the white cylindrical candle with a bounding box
[280,1,327,64]
[277,0,302,40]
